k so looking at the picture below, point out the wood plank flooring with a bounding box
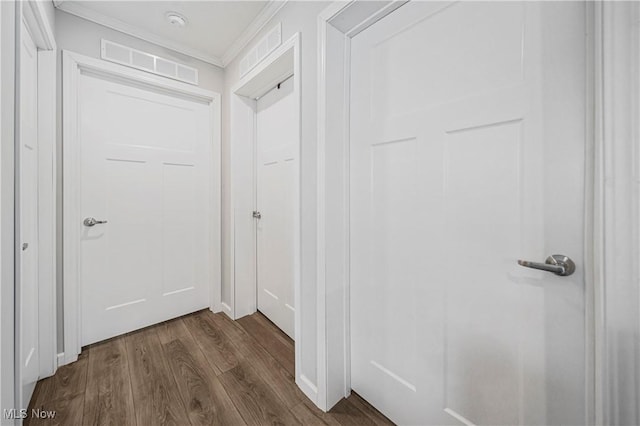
[26,310,393,426]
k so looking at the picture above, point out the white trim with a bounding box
[220,302,232,318]
[36,48,57,380]
[56,353,64,369]
[23,1,55,50]
[592,2,640,424]
[592,5,607,419]
[0,4,4,416]
[316,8,329,411]
[62,50,221,364]
[297,373,319,401]
[0,0,17,421]
[209,80,223,317]
[228,33,307,400]
[316,1,351,410]
[343,1,408,39]
[54,1,223,67]
[584,3,598,424]
[291,33,304,402]
[316,1,408,411]
[221,1,288,67]
[20,0,58,381]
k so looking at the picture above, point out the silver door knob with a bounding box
[83,217,108,227]
[252,211,261,219]
[517,254,575,276]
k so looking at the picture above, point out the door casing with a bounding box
[591,2,640,424]
[316,0,597,416]
[18,0,57,382]
[61,50,221,365]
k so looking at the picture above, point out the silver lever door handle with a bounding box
[517,254,575,276]
[83,217,108,227]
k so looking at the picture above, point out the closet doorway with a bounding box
[255,76,296,339]
[228,33,301,351]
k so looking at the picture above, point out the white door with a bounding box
[256,77,296,339]
[79,70,213,346]
[350,2,587,425]
[17,21,39,411]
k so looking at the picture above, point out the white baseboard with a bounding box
[221,302,233,319]
[56,352,65,368]
[297,374,319,407]
[58,352,78,367]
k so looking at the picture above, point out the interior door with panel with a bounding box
[17,20,39,411]
[350,2,587,424]
[79,70,213,346]
[255,77,296,339]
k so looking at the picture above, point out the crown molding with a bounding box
[221,0,288,67]
[54,0,224,67]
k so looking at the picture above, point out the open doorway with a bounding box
[15,0,57,414]
[228,32,308,396]
[255,75,296,339]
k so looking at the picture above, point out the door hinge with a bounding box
[252,211,261,219]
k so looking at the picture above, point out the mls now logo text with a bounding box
[4,408,56,420]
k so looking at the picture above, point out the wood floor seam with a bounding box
[122,336,138,426]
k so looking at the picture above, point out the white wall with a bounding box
[222,1,328,396]
[54,9,225,352]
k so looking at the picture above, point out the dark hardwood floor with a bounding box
[26,310,393,426]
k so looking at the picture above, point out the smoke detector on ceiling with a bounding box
[165,12,187,28]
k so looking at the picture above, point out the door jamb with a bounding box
[19,0,57,380]
[316,1,407,411]
[591,2,640,424]
[0,0,16,419]
[61,51,221,365]
[317,0,599,416]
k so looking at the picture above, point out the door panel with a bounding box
[256,77,296,339]
[79,73,212,346]
[17,21,39,411]
[375,2,524,118]
[350,2,585,425]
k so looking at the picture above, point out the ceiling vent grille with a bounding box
[101,39,199,86]
[239,23,282,78]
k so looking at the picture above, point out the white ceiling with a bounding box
[55,1,287,67]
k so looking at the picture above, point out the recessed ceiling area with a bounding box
[54,1,285,67]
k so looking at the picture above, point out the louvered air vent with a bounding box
[239,23,282,78]
[101,39,199,86]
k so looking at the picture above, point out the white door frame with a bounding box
[591,2,640,424]
[19,0,57,380]
[315,1,407,411]
[0,0,17,419]
[316,0,598,415]
[62,51,221,365]
[227,34,309,398]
